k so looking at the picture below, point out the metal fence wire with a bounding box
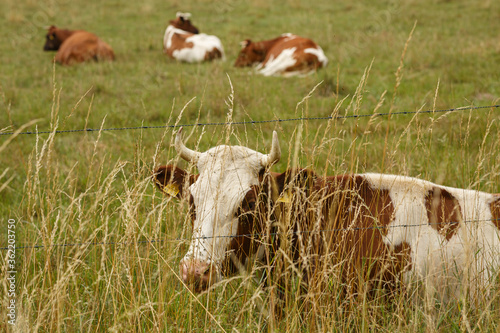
[1,104,499,137]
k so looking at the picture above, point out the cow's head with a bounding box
[155,128,280,292]
[43,26,65,51]
[169,12,199,34]
[234,40,267,67]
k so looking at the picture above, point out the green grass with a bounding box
[1,0,500,331]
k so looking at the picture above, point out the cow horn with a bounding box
[176,12,192,19]
[261,131,281,167]
[175,127,201,163]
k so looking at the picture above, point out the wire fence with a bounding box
[2,217,498,251]
[1,104,499,137]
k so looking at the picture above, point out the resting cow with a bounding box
[43,25,115,65]
[154,129,500,301]
[163,12,224,62]
[234,33,328,77]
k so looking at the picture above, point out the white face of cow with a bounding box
[175,129,280,292]
[185,145,264,266]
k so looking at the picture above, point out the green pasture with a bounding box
[1,0,500,331]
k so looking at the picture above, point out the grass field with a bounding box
[1,0,500,331]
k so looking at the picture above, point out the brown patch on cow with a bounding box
[153,165,197,198]
[391,241,412,272]
[171,32,194,48]
[234,38,279,67]
[164,32,197,59]
[425,187,462,240]
[353,175,395,230]
[234,187,260,246]
[378,241,412,292]
[491,195,500,230]
[204,48,223,61]
[349,176,396,277]
[322,175,394,229]
[314,175,399,293]
[188,194,196,225]
[225,185,265,275]
[169,16,199,34]
[283,50,323,74]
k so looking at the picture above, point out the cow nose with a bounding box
[180,259,217,292]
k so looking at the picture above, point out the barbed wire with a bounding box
[1,104,499,137]
[2,217,497,251]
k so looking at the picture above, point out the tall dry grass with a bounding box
[1,67,499,332]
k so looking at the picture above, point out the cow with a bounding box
[234,33,328,77]
[163,12,224,63]
[43,25,115,65]
[154,128,500,303]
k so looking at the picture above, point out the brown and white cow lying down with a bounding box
[163,12,224,63]
[155,129,500,300]
[234,33,328,77]
[43,26,115,65]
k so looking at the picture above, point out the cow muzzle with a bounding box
[179,259,218,293]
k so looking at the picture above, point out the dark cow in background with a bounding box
[234,33,328,77]
[44,26,115,65]
[154,128,500,302]
[163,12,224,62]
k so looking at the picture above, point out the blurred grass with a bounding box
[1,0,500,331]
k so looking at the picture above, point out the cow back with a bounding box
[263,36,318,63]
[235,34,327,76]
[259,35,328,76]
[55,31,115,65]
[164,27,224,63]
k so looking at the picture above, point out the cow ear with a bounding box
[240,39,251,48]
[153,165,196,199]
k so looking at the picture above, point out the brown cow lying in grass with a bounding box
[43,25,115,65]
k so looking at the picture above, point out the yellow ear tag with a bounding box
[277,192,292,203]
[163,183,180,197]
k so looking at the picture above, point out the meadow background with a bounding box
[1,0,500,331]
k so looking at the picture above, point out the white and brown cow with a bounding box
[163,12,224,63]
[234,33,328,77]
[155,129,500,299]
